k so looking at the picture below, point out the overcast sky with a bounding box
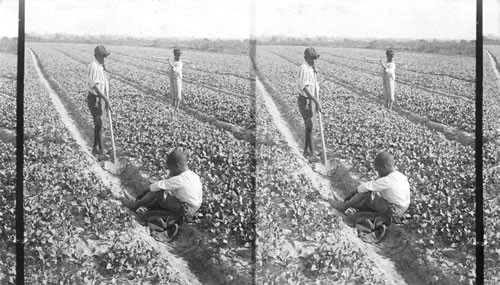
[0,0,498,40]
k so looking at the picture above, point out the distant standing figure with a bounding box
[168,48,183,109]
[380,49,396,110]
[297,47,322,162]
[87,45,112,161]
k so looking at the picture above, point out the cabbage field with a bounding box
[0,52,17,283]
[0,42,481,284]
[483,45,500,285]
[20,42,256,284]
[255,45,475,284]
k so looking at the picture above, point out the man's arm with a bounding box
[302,86,322,113]
[89,64,111,111]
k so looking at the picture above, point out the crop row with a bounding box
[107,52,254,97]
[28,44,257,253]
[0,53,17,98]
[58,44,253,97]
[261,50,474,132]
[255,55,475,255]
[45,44,256,130]
[483,46,500,284]
[0,53,16,284]
[22,54,192,284]
[265,46,474,100]
[55,43,253,93]
[255,83,393,284]
[319,53,474,100]
[104,44,252,79]
[267,46,475,82]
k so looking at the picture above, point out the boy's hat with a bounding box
[304,47,320,59]
[173,48,182,56]
[167,149,187,166]
[94,45,111,57]
[386,49,395,56]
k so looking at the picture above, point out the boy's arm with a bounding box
[167,59,174,69]
[358,176,392,193]
[379,59,387,69]
[150,175,186,192]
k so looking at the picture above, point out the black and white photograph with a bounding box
[0,0,499,284]
[254,0,479,284]
[6,0,256,284]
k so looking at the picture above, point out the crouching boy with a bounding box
[121,149,202,240]
[329,151,410,242]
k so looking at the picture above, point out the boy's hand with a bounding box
[106,102,112,112]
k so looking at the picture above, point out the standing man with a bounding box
[380,49,396,110]
[87,44,112,160]
[297,47,322,162]
[168,48,183,110]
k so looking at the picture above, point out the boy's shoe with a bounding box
[165,223,179,241]
[136,206,149,215]
[91,148,99,156]
[151,223,179,242]
[359,224,388,243]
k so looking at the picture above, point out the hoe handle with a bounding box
[107,111,117,164]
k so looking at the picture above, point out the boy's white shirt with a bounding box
[150,170,202,213]
[357,171,410,209]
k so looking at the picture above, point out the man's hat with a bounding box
[386,49,395,56]
[94,45,111,57]
[304,47,320,59]
[173,48,182,56]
